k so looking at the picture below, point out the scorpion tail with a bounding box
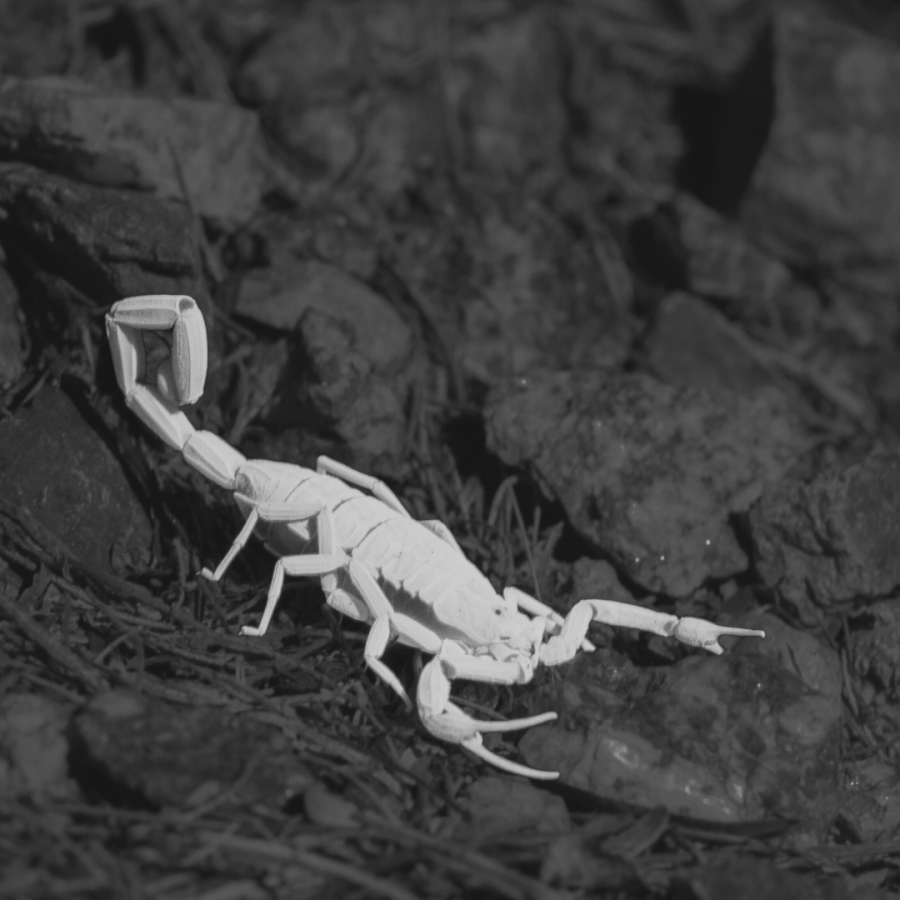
[106,295,246,490]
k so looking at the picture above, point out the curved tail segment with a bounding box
[106,295,246,490]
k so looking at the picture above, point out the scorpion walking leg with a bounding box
[417,643,559,780]
[343,557,418,706]
[540,599,765,666]
[317,456,411,518]
[241,507,350,637]
[201,500,321,583]
[313,508,426,705]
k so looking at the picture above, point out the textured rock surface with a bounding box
[0,262,25,387]
[445,9,565,176]
[687,855,891,900]
[486,370,806,595]
[458,200,631,383]
[390,186,633,388]
[0,694,74,801]
[0,386,152,572]
[643,292,785,398]
[842,758,900,842]
[740,4,900,332]
[236,260,413,375]
[0,77,267,226]
[848,599,900,754]
[0,163,202,305]
[69,691,312,810]
[750,450,900,621]
[633,193,820,334]
[262,309,408,469]
[456,775,570,838]
[520,632,842,832]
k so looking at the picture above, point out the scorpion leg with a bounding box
[342,557,418,706]
[201,507,260,583]
[503,586,595,653]
[316,456,411,518]
[201,499,321,583]
[417,646,559,780]
[540,599,765,666]
[241,507,350,637]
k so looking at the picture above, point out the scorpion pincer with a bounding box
[106,294,764,779]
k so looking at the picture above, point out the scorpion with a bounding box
[106,294,764,779]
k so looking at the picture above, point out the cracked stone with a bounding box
[486,370,806,595]
[0,385,152,572]
[69,691,313,810]
[520,629,841,835]
[235,260,413,375]
[0,163,203,307]
[0,77,267,226]
[740,3,900,338]
[749,450,900,622]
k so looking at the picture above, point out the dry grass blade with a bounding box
[0,585,105,692]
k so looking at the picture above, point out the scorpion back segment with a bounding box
[106,294,765,780]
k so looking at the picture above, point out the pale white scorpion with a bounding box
[106,294,764,779]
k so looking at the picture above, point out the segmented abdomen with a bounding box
[353,517,485,604]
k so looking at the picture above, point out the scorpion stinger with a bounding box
[107,294,765,781]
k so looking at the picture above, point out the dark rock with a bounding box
[686,855,888,900]
[561,9,684,185]
[0,77,267,226]
[0,386,152,572]
[734,611,842,702]
[69,690,313,810]
[394,188,633,387]
[521,641,841,833]
[643,292,785,398]
[486,370,806,595]
[265,309,407,470]
[233,2,363,108]
[0,1,69,78]
[461,199,632,382]
[235,260,413,375]
[0,262,26,386]
[849,599,900,743]
[570,559,636,609]
[0,164,202,307]
[740,3,900,339]
[446,9,566,176]
[0,693,75,801]
[236,2,444,196]
[749,451,900,622]
[350,88,447,200]
[454,775,570,838]
[639,194,821,336]
[237,207,379,283]
[842,757,900,842]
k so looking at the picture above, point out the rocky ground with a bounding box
[2,1,900,898]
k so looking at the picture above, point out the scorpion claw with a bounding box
[462,735,559,780]
[671,619,766,655]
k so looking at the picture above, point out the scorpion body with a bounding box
[106,294,764,779]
